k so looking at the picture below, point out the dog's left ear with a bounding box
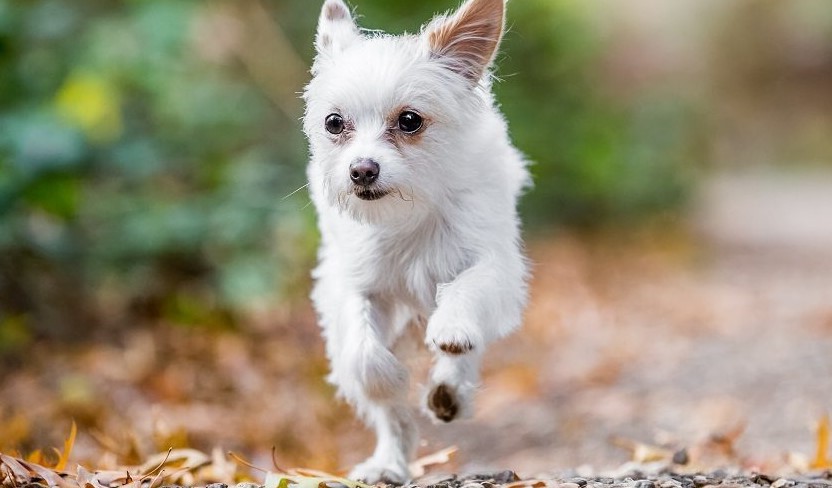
[315,0,360,56]
[422,0,505,83]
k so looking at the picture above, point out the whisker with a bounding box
[282,183,309,200]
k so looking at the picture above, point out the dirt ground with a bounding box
[1,169,831,479]
[424,169,832,476]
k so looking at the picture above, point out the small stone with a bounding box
[560,483,581,488]
[567,479,589,487]
[772,479,795,488]
[459,482,484,488]
[598,478,615,485]
[753,474,775,485]
[635,481,656,488]
[206,484,228,488]
[672,449,689,466]
[488,471,520,484]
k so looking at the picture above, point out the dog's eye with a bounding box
[397,111,423,134]
[325,113,345,135]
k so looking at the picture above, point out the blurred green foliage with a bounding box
[0,0,699,338]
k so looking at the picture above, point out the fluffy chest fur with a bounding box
[316,207,472,312]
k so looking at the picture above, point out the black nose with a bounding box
[349,159,380,186]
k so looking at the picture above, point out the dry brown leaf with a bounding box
[0,453,75,488]
[25,459,65,487]
[77,465,109,488]
[289,467,345,478]
[810,413,830,469]
[139,448,210,474]
[1,453,35,481]
[610,436,670,463]
[408,446,458,478]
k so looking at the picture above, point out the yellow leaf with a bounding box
[54,421,76,472]
[810,413,830,469]
[26,449,43,465]
[54,71,122,143]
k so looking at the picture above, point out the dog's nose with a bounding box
[349,159,380,186]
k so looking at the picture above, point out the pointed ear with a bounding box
[315,0,360,55]
[423,0,505,83]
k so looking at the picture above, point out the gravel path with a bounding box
[176,469,832,488]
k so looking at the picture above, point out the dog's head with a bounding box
[303,0,506,223]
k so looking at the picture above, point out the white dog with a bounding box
[302,0,530,482]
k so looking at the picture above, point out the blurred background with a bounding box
[1,0,831,479]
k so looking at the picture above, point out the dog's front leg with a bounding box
[328,294,408,401]
[424,255,526,422]
[325,294,415,483]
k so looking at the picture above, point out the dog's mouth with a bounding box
[354,187,390,201]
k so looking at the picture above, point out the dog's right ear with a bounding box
[315,0,360,56]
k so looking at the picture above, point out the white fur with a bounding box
[303,0,530,483]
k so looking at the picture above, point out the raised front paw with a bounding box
[426,383,459,422]
[425,320,480,355]
[348,458,410,485]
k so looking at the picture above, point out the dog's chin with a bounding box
[354,187,390,201]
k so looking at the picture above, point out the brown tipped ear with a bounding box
[315,0,360,55]
[423,0,505,83]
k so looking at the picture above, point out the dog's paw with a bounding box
[425,322,479,355]
[426,383,459,423]
[349,459,410,485]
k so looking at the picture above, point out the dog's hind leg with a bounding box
[348,402,416,484]
[321,293,415,483]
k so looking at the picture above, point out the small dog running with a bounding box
[303,0,530,482]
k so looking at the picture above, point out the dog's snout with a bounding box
[349,159,380,186]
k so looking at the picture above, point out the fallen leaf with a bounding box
[409,446,458,478]
[55,421,77,472]
[139,448,210,474]
[610,436,670,463]
[810,413,830,469]
[264,470,370,488]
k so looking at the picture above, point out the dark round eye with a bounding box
[325,113,344,134]
[397,111,423,133]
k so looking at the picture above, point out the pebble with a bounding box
[671,449,689,466]
[250,470,832,488]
